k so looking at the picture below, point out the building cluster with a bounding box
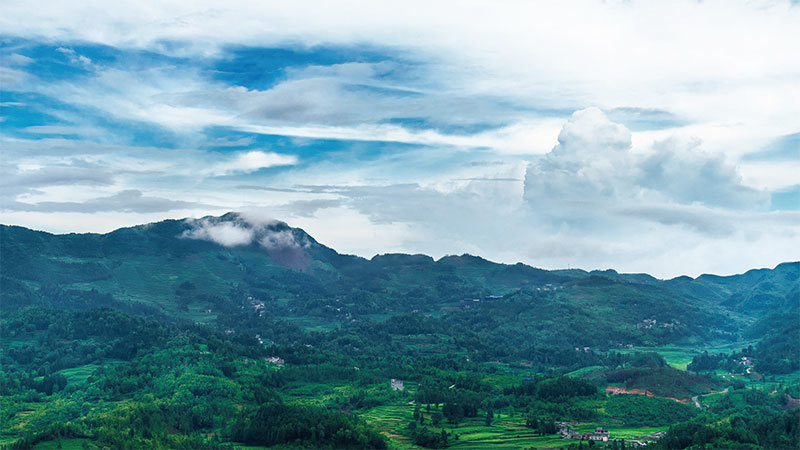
[248,296,266,317]
[557,424,609,442]
[636,318,680,329]
[556,424,667,446]
[739,356,753,366]
[264,356,285,367]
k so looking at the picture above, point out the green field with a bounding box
[363,405,571,449]
[361,403,675,448]
[618,342,759,371]
[57,364,100,386]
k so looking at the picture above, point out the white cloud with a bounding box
[260,229,303,250]
[205,151,298,176]
[181,214,312,270]
[56,47,92,66]
[738,161,800,191]
[524,108,769,213]
[4,53,34,66]
[182,219,254,247]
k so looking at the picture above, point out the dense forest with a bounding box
[0,215,798,449]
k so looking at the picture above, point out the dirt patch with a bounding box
[606,385,653,396]
[605,385,690,404]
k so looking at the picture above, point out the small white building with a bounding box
[265,356,285,367]
[589,427,610,442]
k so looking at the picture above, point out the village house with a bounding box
[586,427,610,442]
[564,430,582,440]
[390,379,404,391]
[644,431,666,440]
[558,424,582,440]
[265,356,284,367]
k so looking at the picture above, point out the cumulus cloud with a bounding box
[525,107,636,209]
[523,108,769,218]
[638,138,769,210]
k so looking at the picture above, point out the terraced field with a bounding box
[57,364,100,386]
[363,405,580,448]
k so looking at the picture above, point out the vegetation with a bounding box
[0,215,797,448]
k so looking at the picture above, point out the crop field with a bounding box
[363,405,585,449]
[444,418,563,449]
[361,405,417,446]
[571,424,668,439]
[57,364,100,386]
[565,365,604,378]
[617,345,699,370]
[618,343,758,371]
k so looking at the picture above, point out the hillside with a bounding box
[3,213,786,338]
[1,213,798,449]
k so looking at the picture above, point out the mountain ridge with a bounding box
[2,212,796,282]
[2,213,797,349]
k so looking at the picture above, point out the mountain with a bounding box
[2,213,796,345]
[1,213,798,449]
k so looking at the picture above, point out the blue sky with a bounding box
[1,0,799,277]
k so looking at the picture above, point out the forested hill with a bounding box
[1,212,797,340]
[1,213,799,449]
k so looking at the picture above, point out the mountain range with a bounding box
[2,212,797,347]
[1,212,799,449]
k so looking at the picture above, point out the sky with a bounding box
[1,0,799,278]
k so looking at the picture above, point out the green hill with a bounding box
[1,213,798,449]
[4,213,787,339]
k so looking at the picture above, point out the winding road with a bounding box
[692,387,729,408]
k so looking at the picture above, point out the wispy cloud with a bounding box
[5,190,210,213]
[204,151,297,176]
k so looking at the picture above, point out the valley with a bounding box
[0,214,798,449]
